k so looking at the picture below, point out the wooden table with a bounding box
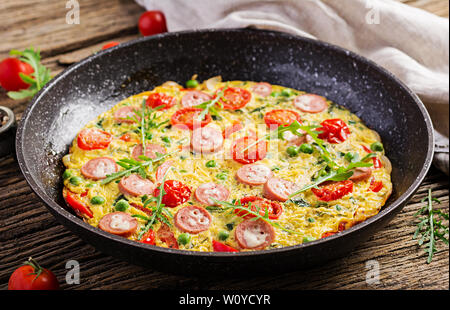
[0,0,448,290]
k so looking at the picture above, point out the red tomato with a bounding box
[170,107,212,130]
[0,58,34,91]
[64,190,93,218]
[138,11,168,36]
[146,92,176,110]
[217,87,251,110]
[235,196,283,220]
[362,145,383,169]
[312,180,353,202]
[77,128,112,150]
[264,109,301,129]
[369,179,383,192]
[154,180,191,208]
[8,258,59,290]
[321,232,337,238]
[140,229,156,245]
[231,136,267,165]
[102,41,120,50]
[223,121,244,139]
[120,133,132,142]
[212,240,239,252]
[317,119,350,144]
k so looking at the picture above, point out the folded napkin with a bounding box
[136,0,450,174]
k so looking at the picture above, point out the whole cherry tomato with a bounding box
[138,11,168,36]
[8,257,59,290]
[0,58,34,91]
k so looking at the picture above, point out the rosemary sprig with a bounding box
[413,188,449,263]
[209,198,300,234]
[195,85,229,121]
[100,152,172,185]
[137,167,173,239]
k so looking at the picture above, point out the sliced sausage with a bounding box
[157,223,179,249]
[263,177,299,202]
[174,205,212,234]
[349,167,372,182]
[236,164,273,186]
[191,126,224,154]
[235,219,275,250]
[98,212,137,237]
[293,94,327,113]
[131,143,166,160]
[118,174,155,197]
[113,106,138,123]
[181,91,212,108]
[81,157,118,180]
[195,182,230,205]
[155,160,174,183]
[251,82,272,97]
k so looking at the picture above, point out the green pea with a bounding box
[115,199,129,211]
[303,236,316,243]
[281,89,294,97]
[69,176,82,186]
[307,217,315,223]
[216,172,228,180]
[335,205,342,211]
[344,152,356,162]
[218,230,229,241]
[177,233,191,245]
[286,146,299,157]
[299,143,314,154]
[186,79,199,88]
[270,91,280,97]
[91,196,105,205]
[63,169,73,180]
[206,160,217,168]
[370,141,384,152]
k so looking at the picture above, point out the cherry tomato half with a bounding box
[8,258,59,290]
[140,229,156,245]
[0,58,34,91]
[170,107,212,130]
[311,180,353,202]
[77,128,112,151]
[369,179,383,192]
[235,196,283,220]
[154,180,191,208]
[146,92,176,110]
[212,240,239,252]
[231,136,267,164]
[362,145,383,169]
[217,87,251,110]
[321,232,337,238]
[264,109,301,129]
[317,119,350,144]
[64,190,93,218]
[138,11,168,37]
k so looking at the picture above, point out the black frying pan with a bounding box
[16,29,434,276]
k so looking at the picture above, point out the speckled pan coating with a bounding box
[15,29,434,276]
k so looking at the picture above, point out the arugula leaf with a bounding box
[7,47,52,100]
[195,85,229,121]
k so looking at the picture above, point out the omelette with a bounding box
[62,76,392,252]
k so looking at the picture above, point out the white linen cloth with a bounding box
[136,0,449,174]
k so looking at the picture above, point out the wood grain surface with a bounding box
[0,0,448,290]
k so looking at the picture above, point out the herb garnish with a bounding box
[100,152,172,185]
[413,188,449,263]
[195,85,229,121]
[7,47,52,100]
[208,198,299,234]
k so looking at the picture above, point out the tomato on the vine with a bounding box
[0,58,34,91]
[8,258,59,290]
[138,11,168,36]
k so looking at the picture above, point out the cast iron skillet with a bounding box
[16,29,434,276]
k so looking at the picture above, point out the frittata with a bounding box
[62,76,392,252]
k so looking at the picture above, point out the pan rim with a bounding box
[15,28,434,258]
